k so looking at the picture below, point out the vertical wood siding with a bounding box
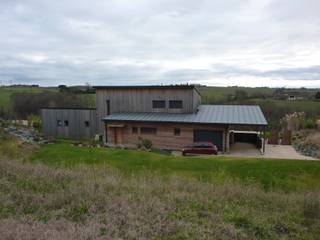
[41,109,98,140]
[96,88,200,133]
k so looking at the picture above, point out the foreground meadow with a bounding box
[1,134,320,239]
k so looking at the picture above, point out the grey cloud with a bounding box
[0,0,319,87]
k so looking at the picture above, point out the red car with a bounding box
[182,142,218,156]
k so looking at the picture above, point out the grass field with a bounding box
[252,99,320,114]
[199,86,275,103]
[0,86,96,116]
[1,132,320,239]
[0,86,57,111]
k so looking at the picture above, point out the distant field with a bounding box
[199,86,275,103]
[0,87,96,116]
[253,99,320,114]
[0,86,58,110]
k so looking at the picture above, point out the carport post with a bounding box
[262,127,266,155]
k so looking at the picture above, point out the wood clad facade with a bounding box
[96,87,202,133]
[105,121,227,151]
[41,108,98,139]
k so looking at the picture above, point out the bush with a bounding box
[304,119,316,129]
[136,137,153,149]
[142,138,153,149]
[27,114,42,130]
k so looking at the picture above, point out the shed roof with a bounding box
[94,84,196,90]
[103,105,268,126]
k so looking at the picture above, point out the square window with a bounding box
[57,120,62,127]
[64,120,69,127]
[169,100,183,109]
[174,128,181,136]
[152,100,166,108]
[85,121,90,127]
[140,127,157,135]
[132,127,138,134]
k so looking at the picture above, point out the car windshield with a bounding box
[193,143,212,148]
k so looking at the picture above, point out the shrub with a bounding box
[142,138,153,149]
[27,114,42,130]
[137,136,143,149]
[304,119,316,129]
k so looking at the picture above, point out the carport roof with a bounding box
[103,105,268,126]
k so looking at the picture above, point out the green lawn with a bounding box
[30,141,320,192]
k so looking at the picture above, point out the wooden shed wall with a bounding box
[105,121,227,151]
[96,88,199,133]
[41,109,98,139]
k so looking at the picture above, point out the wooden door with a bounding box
[114,128,123,145]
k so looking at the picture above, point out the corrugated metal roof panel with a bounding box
[103,105,268,126]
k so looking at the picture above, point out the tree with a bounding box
[234,90,248,101]
[315,91,320,100]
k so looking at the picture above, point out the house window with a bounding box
[106,100,110,115]
[132,127,138,134]
[140,127,157,135]
[85,121,90,127]
[169,100,183,109]
[57,120,62,127]
[64,120,69,127]
[174,128,181,136]
[152,100,166,109]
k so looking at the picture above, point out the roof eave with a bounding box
[102,118,268,126]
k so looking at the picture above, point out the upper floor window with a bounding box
[152,100,166,109]
[140,127,157,135]
[57,120,62,127]
[85,121,90,127]
[106,100,110,115]
[169,100,183,109]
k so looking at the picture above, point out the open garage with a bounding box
[194,130,223,151]
[229,130,262,149]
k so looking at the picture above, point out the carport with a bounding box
[228,130,264,154]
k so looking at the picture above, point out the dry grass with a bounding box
[1,157,320,240]
[1,129,320,239]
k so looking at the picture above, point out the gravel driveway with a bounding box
[228,143,317,160]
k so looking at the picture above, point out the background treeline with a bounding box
[199,87,320,128]
[1,85,320,130]
[10,92,95,119]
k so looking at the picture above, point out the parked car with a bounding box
[182,142,218,156]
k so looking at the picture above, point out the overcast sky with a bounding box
[0,0,319,88]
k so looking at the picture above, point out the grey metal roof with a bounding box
[94,85,196,90]
[103,105,268,126]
